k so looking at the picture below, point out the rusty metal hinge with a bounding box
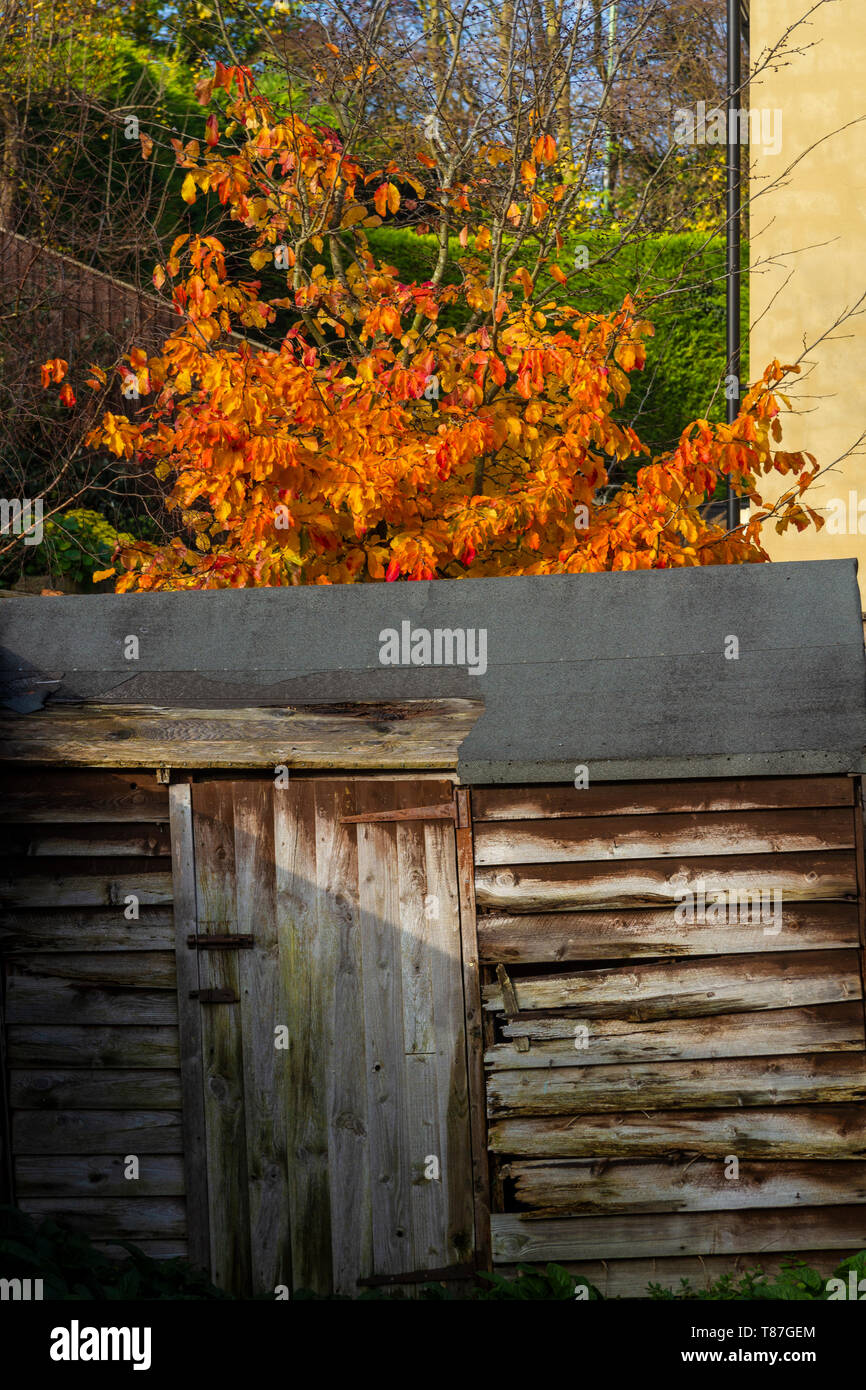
[189,988,238,1004]
[187,934,254,950]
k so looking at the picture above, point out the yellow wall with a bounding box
[749,0,866,601]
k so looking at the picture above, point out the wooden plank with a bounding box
[483,949,863,1019]
[14,1154,186,1197]
[423,810,475,1270]
[18,1198,186,1240]
[355,781,412,1278]
[477,901,861,963]
[474,808,855,867]
[277,779,333,1294]
[7,1025,180,1069]
[487,1053,866,1117]
[10,1069,182,1109]
[191,780,251,1296]
[168,781,210,1276]
[489,1001,865,1069]
[0,824,171,857]
[5,977,178,1026]
[489,1104,866,1160]
[12,1110,183,1155]
[315,779,371,1297]
[0,700,484,768]
[474,851,858,913]
[0,771,169,822]
[0,907,175,952]
[0,868,173,909]
[8,952,176,989]
[505,1159,866,1217]
[454,787,491,1271]
[497,1250,849,1298]
[233,779,291,1296]
[397,810,443,1274]
[472,777,855,821]
[491,1205,866,1263]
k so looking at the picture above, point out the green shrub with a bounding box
[24,507,135,586]
[6,1204,861,1300]
[366,226,747,461]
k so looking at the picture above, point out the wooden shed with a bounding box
[2,558,866,1298]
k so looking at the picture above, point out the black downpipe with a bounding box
[726,0,742,530]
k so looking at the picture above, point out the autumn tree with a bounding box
[37,52,830,590]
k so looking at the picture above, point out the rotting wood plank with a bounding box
[474,851,858,913]
[355,781,413,1279]
[482,949,862,1019]
[0,700,483,768]
[488,1001,865,1069]
[0,824,171,858]
[7,1025,180,1069]
[11,1110,183,1155]
[473,808,855,867]
[477,901,861,963]
[491,1205,866,1263]
[315,779,371,1297]
[168,781,210,1276]
[0,907,175,953]
[471,777,855,822]
[14,1154,186,1198]
[17,1197,186,1240]
[8,951,176,989]
[488,1104,866,1160]
[5,977,178,1026]
[0,771,169,822]
[10,1069,182,1109]
[277,779,333,1294]
[454,787,492,1272]
[0,868,173,909]
[191,780,251,1296]
[504,1158,866,1217]
[487,1053,866,1117]
[233,779,291,1296]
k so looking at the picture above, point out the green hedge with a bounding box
[367,227,748,458]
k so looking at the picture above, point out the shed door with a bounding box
[169,777,475,1296]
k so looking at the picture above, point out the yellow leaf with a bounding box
[387,182,400,215]
[152,265,166,289]
[341,205,368,227]
[250,248,272,270]
[91,568,115,583]
[181,173,197,204]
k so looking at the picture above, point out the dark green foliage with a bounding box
[0,1205,230,1300]
[366,226,749,460]
[7,1205,862,1300]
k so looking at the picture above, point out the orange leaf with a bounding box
[459,226,469,248]
[417,152,435,169]
[549,264,567,285]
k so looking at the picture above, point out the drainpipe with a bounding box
[726,0,742,530]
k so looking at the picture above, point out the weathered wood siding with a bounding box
[0,770,187,1259]
[171,776,474,1297]
[473,775,866,1289]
